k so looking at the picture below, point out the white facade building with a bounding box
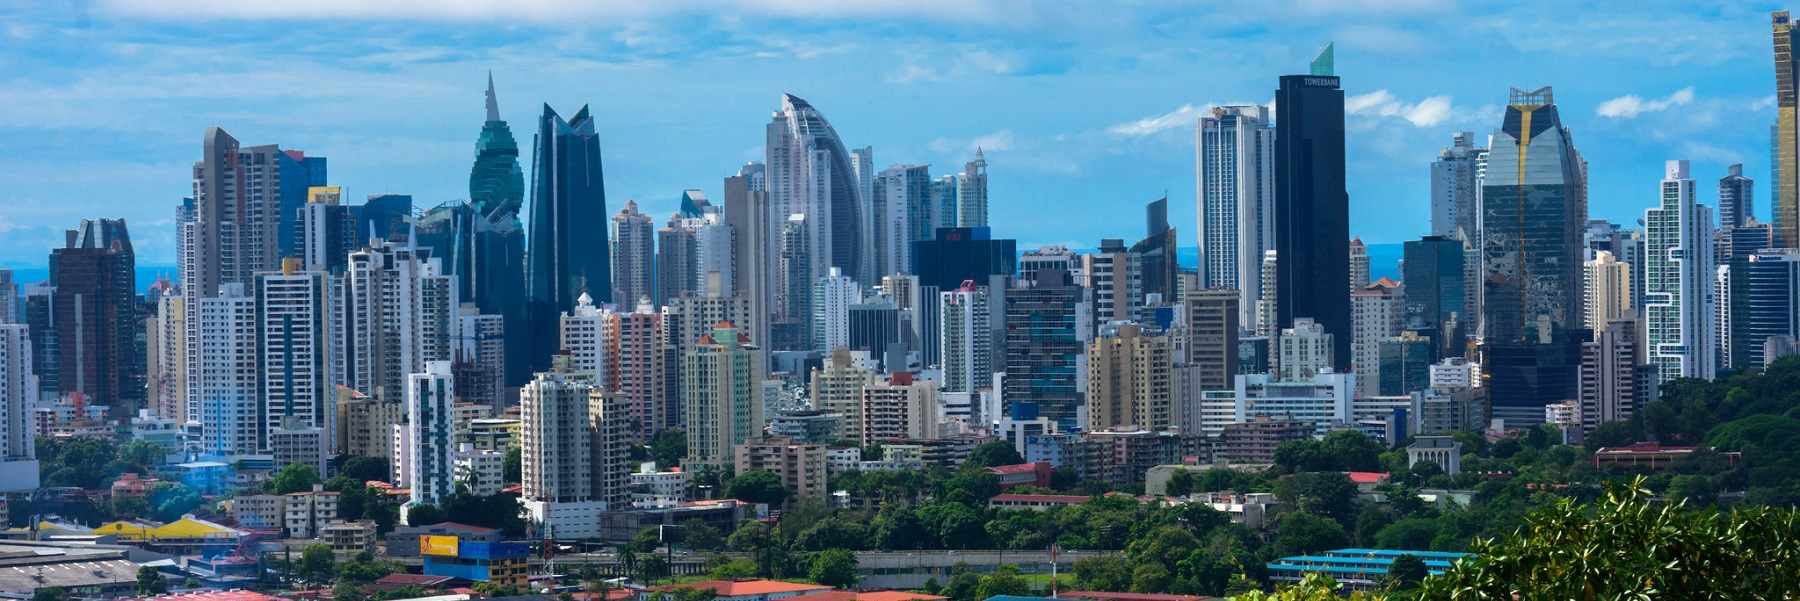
[1277,318,1333,380]
[0,324,37,492]
[188,284,259,457]
[1644,160,1716,383]
[1232,371,1354,436]
[939,283,991,393]
[813,267,862,352]
[407,361,455,508]
[1196,105,1276,329]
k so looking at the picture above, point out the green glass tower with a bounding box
[465,73,529,386]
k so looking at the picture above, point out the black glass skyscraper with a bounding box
[911,227,1016,291]
[526,104,611,375]
[1403,235,1467,355]
[1273,46,1351,370]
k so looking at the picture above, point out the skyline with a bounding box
[0,1,1781,266]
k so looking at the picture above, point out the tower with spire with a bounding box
[465,73,531,386]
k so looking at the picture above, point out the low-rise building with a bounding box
[1406,436,1463,476]
[1267,548,1472,592]
[454,443,505,496]
[386,522,502,558]
[231,494,285,532]
[1591,443,1742,471]
[467,418,522,451]
[988,493,1091,511]
[1072,430,1186,485]
[1216,416,1312,464]
[321,519,378,553]
[630,469,690,508]
[421,538,529,588]
[985,462,1052,488]
[734,437,828,501]
[769,410,843,443]
[284,485,339,539]
[1186,491,1280,530]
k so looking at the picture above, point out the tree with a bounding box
[31,587,68,601]
[1274,472,1358,525]
[299,544,336,585]
[1073,556,1131,592]
[503,447,522,484]
[340,456,390,483]
[975,565,1030,599]
[148,483,202,522]
[1320,430,1384,472]
[724,470,790,506]
[270,463,322,494]
[136,566,168,596]
[1381,555,1427,592]
[808,548,859,588]
[943,572,982,601]
[337,551,396,584]
[708,558,759,579]
[404,504,445,526]
[966,441,1024,468]
[1272,512,1348,557]
[1372,518,1437,551]
[639,555,670,583]
[651,430,687,469]
[1164,470,1196,497]
[1129,563,1171,593]
[1415,478,1800,599]
[1228,573,1346,600]
[678,519,724,551]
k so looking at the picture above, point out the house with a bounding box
[1592,443,1742,471]
[1406,436,1463,476]
[984,463,1052,489]
[987,493,1090,511]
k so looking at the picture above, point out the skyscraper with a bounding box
[406,361,455,508]
[610,201,655,307]
[520,355,602,539]
[1184,288,1240,393]
[1087,322,1174,432]
[1731,249,1800,367]
[1132,197,1179,304]
[1348,238,1369,293]
[255,262,333,450]
[1773,11,1799,247]
[940,282,991,394]
[191,129,308,297]
[1644,160,1716,383]
[767,94,866,284]
[957,150,989,228]
[528,104,612,376]
[1584,251,1634,331]
[725,164,774,349]
[465,76,529,386]
[1430,132,1486,241]
[1350,279,1404,397]
[1403,236,1468,354]
[275,151,328,262]
[874,164,930,277]
[1195,105,1275,328]
[1580,319,1640,433]
[812,267,862,353]
[912,227,1017,291]
[655,212,702,306]
[1720,163,1755,228]
[683,323,764,468]
[1480,86,1586,424]
[1003,269,1091,430]
[189,284,258,456]
[50,219,140,416]
[338,243,458,401]
[0,324,38,491]
[1274,45,1351,370]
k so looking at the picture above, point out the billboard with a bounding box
[420,534,460,557]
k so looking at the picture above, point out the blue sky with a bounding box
[0,0,1782,266]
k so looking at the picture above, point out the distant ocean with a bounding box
[0,243,1403,295]
[2,265,179,293]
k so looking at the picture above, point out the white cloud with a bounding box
[1107,104,1209,137]
[930,130,1013,154]
[1751,95,1778,111]
[97,0,1027,23]
[1681,141,1742,165]
[1345,90,1453,127]
[1596,87,1695,119]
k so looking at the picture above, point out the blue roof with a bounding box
[1276,555,1457,568]
[1328,548,1473,559]
[1267,563,1452,577]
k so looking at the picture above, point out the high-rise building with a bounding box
[587,385,632,510]
[406,361,455,508]
[1644,160,1716,383]
[613,301,667,440]
[734,436,827,500]
[1350,279,1404,397]
[1233,371,1354,436]
[256,262,333,450]
[190,129,317,297]
[1274,46,1351,370]
[874,164,930,277]
[940,282,992,394]
[1278,318,1333,381]
[767,94,866,283]
[1185,288,1240,394]
[812,267,862,352]
[861,372,939,444]
[355,194,413,248]
[1430,132,1486,243]
[1196,105,1276,328]
[560,293,613,384]
[464,76,529,387]
[1019,246,1080,285]
[453,308,506,409]
[0,324,38,491]
[23,284,56,399]
[957,150,989,228]
[1584,251,1634,331]
[1376,332,1434,396]
[1773,11,1800,247]
[725,164,774,349]
[299,186,354,273]
[884,274,940,367]
[1403,236,1468,355]
[1730,249,1800,367]
[776,214,813,350]
[1348,238,1369,293]
[1003,270,1090,430]
[1720,163,1755,229]
[50,219,141,415]
[146,290,185,421]
[847,301,901,367]
[1480,86,1586,424]
[610,200,655,307]
[683,323,764,468]
[655,212,701,306]
[1083,239,1138,327]
[1580,319,1640,434]
[188,284,258,456]
[338,243,458,401]
[0,271,15,325]
[519,356,602,539]
[1717,221,1775,265]
[1132,198,1179,304]
[912,227,1017,291]
[527,104,612,377]
[1087,322,1174,432]
[810,348,876,436]
[1256,250,1278,337]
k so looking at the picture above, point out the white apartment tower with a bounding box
[1196,105,1276,329]
[813,267,862,352]
[940,282,991,393]
[188,284,259,456]
[406,361,455,508]
[1644,160,1716,383]
[256,262,334,449]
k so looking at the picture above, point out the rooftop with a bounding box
[128,592,283,601]
[1061,592,1214,601]
[648,579,832,597]
[990,493,1090,504]
[1346,472,1390,485]
[786,591,949,601]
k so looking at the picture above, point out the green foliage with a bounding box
[678,519,725,551]
[1273,430,1383,474]
[1273,472,1358,525]
[651,430,687,469]
[31,587,68,601]
[37,437,121,488]
[299,544,336,585]
[724,469,790,506]
[1409,477,1800,599]
[1372,518,1437,550]
[270,463,322,494]
[808,548,859,588]
[1164,469,1196,496]
[973,565,1029,600]
[503,446,522,483]
[1272,512,1348,557]
[147,482,202,522]
[1073,556,1131,591]
[339,456,390,482]
[794,515,870,551]
[136,566,168,596]
[707,557,759,579]
[1381,554,1426,592]
[966,441,1025,468]
[336,551,397,584]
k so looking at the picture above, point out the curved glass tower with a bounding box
[526,103,611,374]
[464,74,529,385]
[767,94,865,285]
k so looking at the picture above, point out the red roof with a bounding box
[648,580,832,597]
[985,463,1040,475]
[786,592,949,601]
[572,591,637,601]
[374,574,454,587]
[1063,592,1213,601]
[421,521,498,533]
[131,592,281,601]
[990,493,1089,504]
[1346,472,1390,485]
